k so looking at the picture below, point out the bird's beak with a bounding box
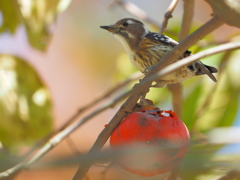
[100,25,117,33]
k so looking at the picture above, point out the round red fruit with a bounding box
[110,110,190,177]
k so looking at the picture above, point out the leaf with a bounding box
[0,0,71,51]
[182,83,203,129]
[0,55,53,152]
[196,73,238,131]
[217,81,238,127]
[181,131,227,180]
[20,0,60,50]
[0,148,21,171]
[0,0,22,33]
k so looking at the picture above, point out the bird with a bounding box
[100,18,218,87]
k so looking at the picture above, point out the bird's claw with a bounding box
[151,80,166,88]
[143,65,156,74]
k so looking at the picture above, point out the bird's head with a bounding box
[100,18,149,40]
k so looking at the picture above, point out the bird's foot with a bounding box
[151,80,166,88]
[143,65,156,74]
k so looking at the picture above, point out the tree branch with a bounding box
[217,169,240,180]
[143,41,240,87]
[1,72,141,176]
[191,51,232,132]
[112,0,160,28]
[2,31,238,180]
[1,15,230,180]
[56,72,141,132]
[179,0,195,41]
[72,16,224,180]
[167,83,183,118]
[0,90,130,179]
[168,0,194,119]
[159,0,179,34]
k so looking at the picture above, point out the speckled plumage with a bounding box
[100,18,218,86]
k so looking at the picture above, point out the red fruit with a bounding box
[110,110,190,177]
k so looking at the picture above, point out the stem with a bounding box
[167,83,183,118]
[0,90,129,179]
[159,0,179,34]
[168,0,194,119]
[113,0,160,28]
[143,41,240,87]
[179,0,195,41]
[153,16,224,74]
[72,16,224,180]
[217,170,240,180]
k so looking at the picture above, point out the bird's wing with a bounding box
[145,32,192,57]
[145,32,218,82]
[145,32,179,48]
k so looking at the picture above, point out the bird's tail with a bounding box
[195,61,218,82]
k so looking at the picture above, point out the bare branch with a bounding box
[179,0,195,41]
[112,0,160,28]
[0,90,129,179]
[144,41,240,87]
[25,90,129,166]
[168,0,194,121]
[159,0,179,34]
[2,22,236,180]
[167,83,183,118]
[3,72,141,175]
[217,169,240,180]
[191,51,232,132]
[56,72,141,132]
[1,15,228,180]
[206,0,240,28]
[72,16,224,180]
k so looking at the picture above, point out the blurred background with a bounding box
[0,0,240,179]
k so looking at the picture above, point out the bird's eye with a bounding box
[123,22,129,27]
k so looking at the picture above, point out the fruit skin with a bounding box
[110,110,190,177]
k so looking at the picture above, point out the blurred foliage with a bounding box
[115,22,240,133]
[0,0,239,179]
[0,0,71,51]
[113,19,240,179]
[0,55,52,152]
[0,147,21,172]
[0,0,22,33]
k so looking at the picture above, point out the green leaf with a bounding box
[182,83,203,129]
[20,0,72,50]
[0,0,22,33]
[217,82,238,127]
[0,0,71,51]
[196,73,238,131]
[181,132,226,180]
[0,55,53,152]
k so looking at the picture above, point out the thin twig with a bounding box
[112,0,161,28]
[159,0,179,34]
[6,72,141,172]
[217,169,240,180]
[24,91,129,167]
[190,51,232,132]
[144,41,239,88]
[167,0,194,120]
[1,37,237,180]
[72,16,224,180]
[0,90,130,179]
[66,138,81,155]
[179,0,195,41]
[159,0,182,119]
[1,17,233,180]
[167,83,183,118]
[34,145,188,169]
[57,72,141,132]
